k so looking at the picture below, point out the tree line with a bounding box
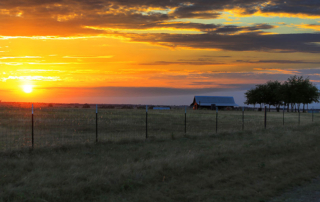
[245,76,320,112]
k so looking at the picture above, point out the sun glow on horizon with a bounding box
[22,85,33,93]
[0,0,320,105]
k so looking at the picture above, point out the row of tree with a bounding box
[245,76,320,112]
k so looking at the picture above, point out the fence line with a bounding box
[0,104,319,151]
[146,105,148,139]
[96,104,98,143]
[32,104,34,149]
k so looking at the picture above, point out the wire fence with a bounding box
[0,104,319,151]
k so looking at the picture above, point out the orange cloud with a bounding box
[295,23,320,31]
[253,68,301,75]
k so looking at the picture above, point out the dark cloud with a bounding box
[0,9,275,36]
[124,32,320,53]
[196,73,298,84]
[0,0,319,53]
[168,0,320,18]
[189,82,255,89]
[260,0,320,16]
[139,56,230,65]
[172,4,221,19]
[296,68,320,75]
[150,22,219,31]
[208,24,276,34]
[236,60,320,64]
[1,0,319,21]
[142,57,229,65]
[195,68,320,82]
[0,0,318,34]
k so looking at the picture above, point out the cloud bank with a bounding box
[1,0,320,53]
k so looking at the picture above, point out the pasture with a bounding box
[0,103,319,151]
[1,104,320,201]
[1,122,320,201]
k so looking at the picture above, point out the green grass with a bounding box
[1,123,320,202]
[0,106,319,151]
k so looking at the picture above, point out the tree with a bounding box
[256,84,268,110]
[284,76,319,112]
[265,80,282,112]
[245,75,320,112]
[244,88,256,108]
[245,84,267,110]
[245,82,281,111]
[300,78,320,112]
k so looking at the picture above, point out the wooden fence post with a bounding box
[216,107,218,134]
[264,106,267,129]
[32,104,34,149]
[96,104,98,143]
[146,105,148,139]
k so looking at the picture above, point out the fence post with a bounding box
[242,107,244,131]
[146,105,148,139]
[32,104,34,149]
[96,104,98,143]
[264,106,267,129]
[283,105,285,126]
[216,107,218,134]
[298,109,300,125]
[185,106,187,136]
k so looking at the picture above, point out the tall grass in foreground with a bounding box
[1,123,320,202]
[0,106,318,151]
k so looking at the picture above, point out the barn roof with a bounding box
[193,96,238,107]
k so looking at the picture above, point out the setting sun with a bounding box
[0,0,319,106]
[22,85,33,93]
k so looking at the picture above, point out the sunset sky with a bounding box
[1,0,320,106]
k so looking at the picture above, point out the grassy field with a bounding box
[1,122,320,202]
[0,104,319,151]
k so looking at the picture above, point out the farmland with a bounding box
[1,120,320,201]
[1,103,320,201]
[0,103,319,151]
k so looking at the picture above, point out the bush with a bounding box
[137,106,147,109]
[100,105,115,109]
[121,105,134,109]
[83,103,90,108]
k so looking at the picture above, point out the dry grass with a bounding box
[0,105,318,151]
[1,123,320,202]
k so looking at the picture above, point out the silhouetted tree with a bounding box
[245,75,320,112]
[245,85,266,110]
[265,80,282,112]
